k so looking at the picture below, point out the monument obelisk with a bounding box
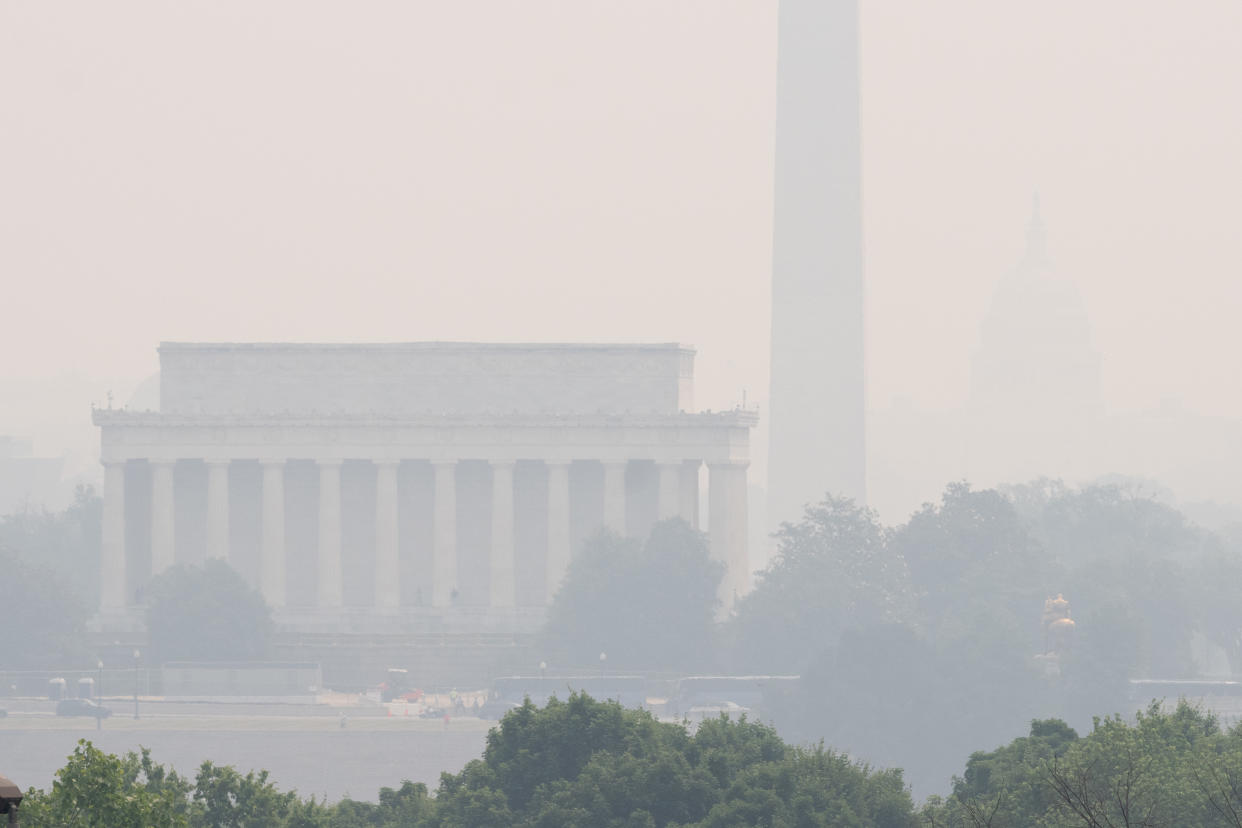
[767,0,866,527]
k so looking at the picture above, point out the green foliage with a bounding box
[20,740,335,828]
[329,781,436,827]
[733,479,1234,798]
[146,559,274,664]
[923,700,1242,827]
[191,762,308,827]
[18,699,919,828]
[0,485,99,667]
[0,484,101,609]
[21,740,192,828]
[731,494,911,673]
[545,520,723,671]
[0,545,89,668]
[431,692,917,827]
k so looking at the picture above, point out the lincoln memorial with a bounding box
[93,343,756,633]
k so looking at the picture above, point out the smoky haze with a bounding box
[2,1,1240,521]
[3,0,1242,819]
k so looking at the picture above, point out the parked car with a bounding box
[55,698,112,719]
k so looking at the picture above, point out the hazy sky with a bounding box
[3,1,1241,484]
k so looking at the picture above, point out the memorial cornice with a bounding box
[158,341,697,356]
[92,409,760,428]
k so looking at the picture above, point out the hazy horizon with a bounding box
[4,1,1241,521]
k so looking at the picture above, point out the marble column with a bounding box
[205,460,230,562]
[316,459,343,609]
[489,461,516,607]
[261,459,286,608]
[657,461,681,521]
[545,460,572,601]
[100,460,127,612]
[374,460,400,610]
[431,460,457,607]
[149,460,176,577]
[680,460,701,529]
[602,461,627,535]
[708,461,749,612]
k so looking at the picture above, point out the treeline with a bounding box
[546,480,1242,796]
[19,694,916,827]
[7,477,1242,798]
[921,699,1242,826]
[23,695,1242,827]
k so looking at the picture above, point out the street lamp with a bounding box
[598,651,606,678]
[539,661,547,679]
[132,649,140,720]
[96,660,104,732]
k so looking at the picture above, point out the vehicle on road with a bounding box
[55,698,112,719]
[379,668,424,703]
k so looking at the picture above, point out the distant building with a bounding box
[966,198,1102,484]
[768,0,867,530]
[868,199,1242,522]
[92,343,756,633]
[0,435,64,516]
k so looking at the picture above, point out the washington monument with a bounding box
[768,0,866,527]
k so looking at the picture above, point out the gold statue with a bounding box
[1035,594,1075,676]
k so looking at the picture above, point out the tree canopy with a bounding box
[728,480,1237,798]
[19,696,919,827]
[923,700,1242,827]
[544,520,723,672]
[0,545,89,669]
[730,494,910,673]
[0,485,101,610]
[145,559,274,664]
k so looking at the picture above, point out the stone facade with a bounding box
[93,343,755,633]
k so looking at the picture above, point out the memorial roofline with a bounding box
[158,341,696,355]
[92,409,759,428]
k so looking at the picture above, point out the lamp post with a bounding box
[132,649,140,720]
[598,651,606,678]
[539,661,547,679]
[96,660,104,732]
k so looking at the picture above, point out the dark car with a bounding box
[55,698,111,719]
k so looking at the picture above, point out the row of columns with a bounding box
[99,457,739,613]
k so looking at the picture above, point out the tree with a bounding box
[544,520,722,671]
[923,701,1239,827]
[20,741,338,828]
[146,559,273,664]
[191,762,310,827]
[20,740,192,828]
[330,781,436,827]
[0,485,99,668]
[891,482,1047,631]
[0,545,90,668]
[1032,483,1207,679]
[729,494,910,673]
[0,485,102,609]
[431,692,917,827]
